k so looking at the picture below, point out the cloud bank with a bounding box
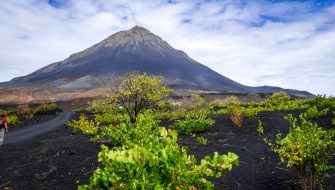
[0,0,334,95]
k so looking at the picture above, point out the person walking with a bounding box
[0,113,8,145]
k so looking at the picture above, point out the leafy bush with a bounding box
[25,113,34,120]
[7,115,19,125]
[229,106,243,127]
[244,108,258,118]
[35,103,57,112]
[257,120,264,135]
[303,106,328,120]
[171,111,215,135]
[66,115,98,135]
[268,114,335,190]
[224,96,240,106]
[156,101,172,112]
[269,91,290,102]
[94,112,129,125]
[197,136,208,145]
[79,128,239,190]
[332,111,335,125]
[308,95,335,109]
[93,112,160,147]
[208,99,226,110]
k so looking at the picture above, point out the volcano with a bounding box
[0,26,311,102]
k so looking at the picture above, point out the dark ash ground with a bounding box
[1,110,334,190]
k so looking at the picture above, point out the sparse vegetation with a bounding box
[270,91,290,102]
[197,136,208,145]
[66,115,98,136]
[103,72,172,124]
[35,103,57,112]
[229,105,243,127]
[181,93,205,110]
[303,106,328,119]
[257,120,264,135]
[7,115,20,125]
[267,114,335,190]
[171,111,215,135]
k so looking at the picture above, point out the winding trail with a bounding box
[3,112,74,144]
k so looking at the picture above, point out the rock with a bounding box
[49,165,57,173]
[42,172,49,178]
[69,150,77,156]
[55,151,60,157]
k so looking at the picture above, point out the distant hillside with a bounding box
[0,26,312,103]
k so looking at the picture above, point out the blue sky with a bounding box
[0,0,334,95]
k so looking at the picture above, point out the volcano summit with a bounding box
[0,26,311,102]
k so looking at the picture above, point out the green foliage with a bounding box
[7,115,19,125]
[197,136,208,145]
[35,103,57,112]
[229,105,243,127]
[106,72,172,124]
[171,111,215,135]
[25,113,34,120]
[156,101,172,112]
[269,114,335,190]
[307,95,335,109]
[80,128,239,190]
[303,106,328,120]
[94,112,129,125]
[224,96,240,106]
[66,115,98,135]
[269,91,290,102]
[332,111,335,125]
[257,120,264,135]
[244,108,258,119]
[93,112,160,147]
[208,99,226,110]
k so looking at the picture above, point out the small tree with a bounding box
[107,72,172,124]
[269,114,335,190]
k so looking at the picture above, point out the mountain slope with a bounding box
[1,26,312,101]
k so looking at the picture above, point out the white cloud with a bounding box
[0,0,334,95]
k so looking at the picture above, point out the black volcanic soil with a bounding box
[1,110,335,190]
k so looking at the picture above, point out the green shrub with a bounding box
[156,101,172,112]
[197,136,208,145]
[93,112,160,147]
[257,120,264,135]
[269,91,290,102]
[229,105,243,127]
[332,111,335,125]
[308,95,335,109]
[171,111,215,135]
[208,99,226,109]
[25,113,34,120]
[244,108,258,118]
[94,112,129,125]
[303,106,328,119]
[79,128,239,190]
[7,115,19,125]
[66,115,98,135]
[268,114,335,190]
[35,103,57,112]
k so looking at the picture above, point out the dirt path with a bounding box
[3,112,74,144]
